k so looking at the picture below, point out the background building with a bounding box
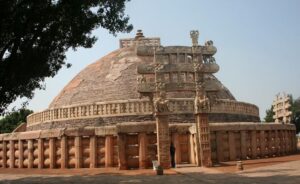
[273,93,292,124]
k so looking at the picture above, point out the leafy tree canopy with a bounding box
[0,108,33,133]
[0,0,133,114]
[264,105,274,122]
[291,97,300,133]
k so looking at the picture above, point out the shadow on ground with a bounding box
[1,171,300,184]
[2,155,300,184]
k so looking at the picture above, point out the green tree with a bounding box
[0,108,33,133]
[0,0,133,114]
[291,97,300,133]
[264,105,275,122]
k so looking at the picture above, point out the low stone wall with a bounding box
[0,123,296,169]
[27,99,259,130]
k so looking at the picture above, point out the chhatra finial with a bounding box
[135,29,145,39]
[190,30,199,46]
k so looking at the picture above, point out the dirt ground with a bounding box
[0,153,300,184]
[213,153,300,173]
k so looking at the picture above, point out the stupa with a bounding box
[0,30,296,170]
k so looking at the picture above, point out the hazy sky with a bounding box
[11,0,300,119]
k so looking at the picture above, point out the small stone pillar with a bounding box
[236,161,244,171]
[138,133,148,169]
[49,138,56,169]
[268,131,274,156]
[228,131,236,160]
[117,134,127,170]
[274,130,279,156]
[75,136,82,168]
[292,130,297,153]
[105,135,114,167]
[28,140,34,168]
[260,130,266,157]
[240,131,247,160]
[18,140,24,168]
[283,130,288,154]
[9,140,15,168]
[288,130,292,152]
[60,136,68,169]
[281,130,286,155]
[2,141,7,168]
[38,139,44,169]
[89,136,97,168]
[251,131,257,159]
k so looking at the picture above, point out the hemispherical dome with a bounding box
[27,33,260,131]
[49,47,148,108]
[49,47,235,108]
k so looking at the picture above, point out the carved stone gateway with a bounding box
[190,31,219,167]
[191,31,220,167]
[137,30,220,168]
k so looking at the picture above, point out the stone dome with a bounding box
[26,32,260,131]
[49,47,147,108]
[49,47,235,109]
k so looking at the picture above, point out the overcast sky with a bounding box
[10,0,300,119]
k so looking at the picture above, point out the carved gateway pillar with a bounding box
[191,30,219,167]
[137,46,172,169]
[194,93,212,167]
[154,91,171,169]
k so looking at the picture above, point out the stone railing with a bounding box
[27,99,259,127]
[0,127,118,169]
[210,99,259,117]
[195,123,297,163]
[0,123,296,169]
[27,99,153,127]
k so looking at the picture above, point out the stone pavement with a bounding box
[0,160,300,184]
